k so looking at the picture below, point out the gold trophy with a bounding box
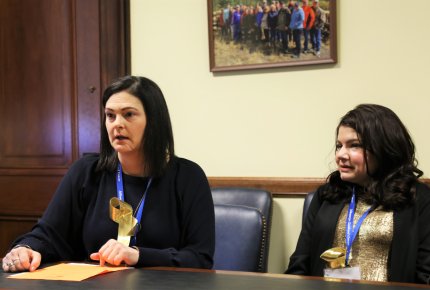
[320,247,347,269]
[109,197,139,246]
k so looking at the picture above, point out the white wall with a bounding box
[130,0,430,273]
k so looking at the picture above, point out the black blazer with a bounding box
[286,182,430,284]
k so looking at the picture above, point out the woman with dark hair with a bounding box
[286,104,430,284]
[2,76,215,272]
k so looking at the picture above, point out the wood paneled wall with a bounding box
[0,0,130,256]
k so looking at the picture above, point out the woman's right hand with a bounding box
[2,246,41,272]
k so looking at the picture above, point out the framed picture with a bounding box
[207,0,337,72]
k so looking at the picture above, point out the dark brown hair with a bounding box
[97,76,174,177]
[324,104,422,209]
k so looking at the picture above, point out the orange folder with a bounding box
[7,262,130,281]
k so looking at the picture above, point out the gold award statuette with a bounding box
[109,197,138,246]
[320,247,348,269]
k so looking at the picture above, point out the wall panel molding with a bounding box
[209,177,430,197]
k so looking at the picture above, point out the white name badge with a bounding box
[324,267,361,280]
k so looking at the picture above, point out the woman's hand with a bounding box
[90,239,139,266]
[2,246,41,272]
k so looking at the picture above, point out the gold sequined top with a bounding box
[332,199,394,282]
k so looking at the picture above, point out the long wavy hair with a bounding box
[323,104,422,209]
[96,76,175,177]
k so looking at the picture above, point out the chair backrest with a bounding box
[211,187,273,272]
[213,204,266,272]
[211,187,273,228]
[302,191,315,226]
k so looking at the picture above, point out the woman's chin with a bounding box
[339,174,354,183]
[114,146,132,154]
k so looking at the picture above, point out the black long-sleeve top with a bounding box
[286,182,430,284]
[13,154,215,269]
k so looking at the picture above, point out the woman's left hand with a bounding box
[90,239,139,266]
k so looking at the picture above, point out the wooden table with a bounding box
[1,266,429,289]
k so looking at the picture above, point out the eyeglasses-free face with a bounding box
[335,126,378,187]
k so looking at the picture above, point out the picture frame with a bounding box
[207,0,337,72]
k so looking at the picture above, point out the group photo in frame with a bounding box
[207,0,337,72]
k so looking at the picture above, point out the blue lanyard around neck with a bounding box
[116,163,152,246]
[345,187,373,266]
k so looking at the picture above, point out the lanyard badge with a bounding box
[345,188,373,266]
[109,163,152,246]
[321,187,373,269]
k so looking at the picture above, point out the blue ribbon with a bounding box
[345,187,373,266]
[116,163,152,246]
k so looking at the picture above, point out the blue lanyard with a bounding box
[345,188,373,266]
[116,163,152,246]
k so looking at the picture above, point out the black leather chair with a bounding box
[302,191,315,226]
[211,187,273,272]
[213,204,266,272]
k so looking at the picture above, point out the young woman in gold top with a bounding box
[286,104,430,284]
